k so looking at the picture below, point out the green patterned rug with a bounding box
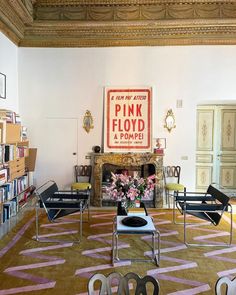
[0,208,235,294]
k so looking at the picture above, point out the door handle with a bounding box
[73,152,77,155]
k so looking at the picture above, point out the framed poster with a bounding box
[0,73,6,99]
[104,87,152,152]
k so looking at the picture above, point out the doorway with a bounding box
[36,118,78,189]
[196,105,236,191]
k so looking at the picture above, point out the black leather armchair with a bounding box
[174,184,233,246]
[35,180,89,242]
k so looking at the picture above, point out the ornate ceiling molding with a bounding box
[33,2,236,21]
[1,0,236,47]
[34,0,236,4]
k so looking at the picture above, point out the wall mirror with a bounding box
[164,109,176,132]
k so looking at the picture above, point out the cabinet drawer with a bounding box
[9,158,25,173]
[10,169,25,181]
[8,157,25,169]
[9,158,25,180]
[10,163,25,174]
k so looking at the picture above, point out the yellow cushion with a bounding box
[165,183,185,191]
[71,182,91,190]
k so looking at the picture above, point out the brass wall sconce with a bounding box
[164,109,176,132]
[83,110,94,133]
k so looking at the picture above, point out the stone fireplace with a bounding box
[92,153,163,207]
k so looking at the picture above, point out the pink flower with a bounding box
[107,173,155,202]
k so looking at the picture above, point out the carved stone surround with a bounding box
[1,0,236,46]
[92,152,163,207]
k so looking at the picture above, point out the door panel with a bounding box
[219,109,236,189]
[37,118,78,190]
[196,105,236,191]
[196,166,213,189]
[221,110,236,150]
[220,166,236,188]
[197,110,214,151]
[196,107,214,190]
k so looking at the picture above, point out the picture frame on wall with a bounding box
[0,73,6,99]
[153,138,166,155]
[154,138,166,149]
[104,87,152,153]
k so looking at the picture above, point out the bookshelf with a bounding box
[0,109,36,225]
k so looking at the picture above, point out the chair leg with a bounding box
[87,195,90,221]
[165,189,170,207]
[184,208,233,247]
[35,202,39,241]
[80,202,83,240]
[35,203,82,244]
[173,194,177,223]
[173,191,180,224]
[173,189,188,224]
[229,204,233,245]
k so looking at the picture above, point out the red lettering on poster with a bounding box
[105,88,152,152]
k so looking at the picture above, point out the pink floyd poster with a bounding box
[104,87,152,152]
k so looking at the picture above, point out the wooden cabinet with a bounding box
[5,123,21,143]
[8,158,25,181]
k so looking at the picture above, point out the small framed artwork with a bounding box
[154,138,166,149]
[153,138,166,154]
[0,73,6,99]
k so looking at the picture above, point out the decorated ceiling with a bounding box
[1,0,236,47]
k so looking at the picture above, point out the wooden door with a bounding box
[218,107,236,189]
[37,118,78,190]
[196,105,236,190]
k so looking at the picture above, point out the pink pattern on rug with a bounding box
[202,215,236,279]
[0,216,77,294]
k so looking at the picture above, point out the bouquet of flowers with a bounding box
[106,172,156,202]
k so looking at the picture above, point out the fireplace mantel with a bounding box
[92,152,163,207]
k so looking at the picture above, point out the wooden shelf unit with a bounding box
[0,113,36,225]
[5,123,21,143]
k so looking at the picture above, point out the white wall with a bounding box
[18,46,236,189]
[0,33,18,111]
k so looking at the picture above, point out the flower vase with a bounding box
[126,200,135,208]
[135,200,141,208]
[121,199,128,211]
[126,199,141,208]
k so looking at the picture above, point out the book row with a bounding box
[0,184,35,224]
[1,199,18,223]
[0,175,29,203]
[0,144,28,163]
[0,109,21,124]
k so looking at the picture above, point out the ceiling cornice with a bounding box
[1,0,236,47]
[34,0,236,5]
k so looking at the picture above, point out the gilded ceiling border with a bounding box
[2,0,236,47]
[35,0,236,5]
[21,19,236,47]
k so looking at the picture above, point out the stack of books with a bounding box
[0,109,21,124]
[127,207,146,216]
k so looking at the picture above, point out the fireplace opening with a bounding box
[102,163,156,207]
[92,152,163,208]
